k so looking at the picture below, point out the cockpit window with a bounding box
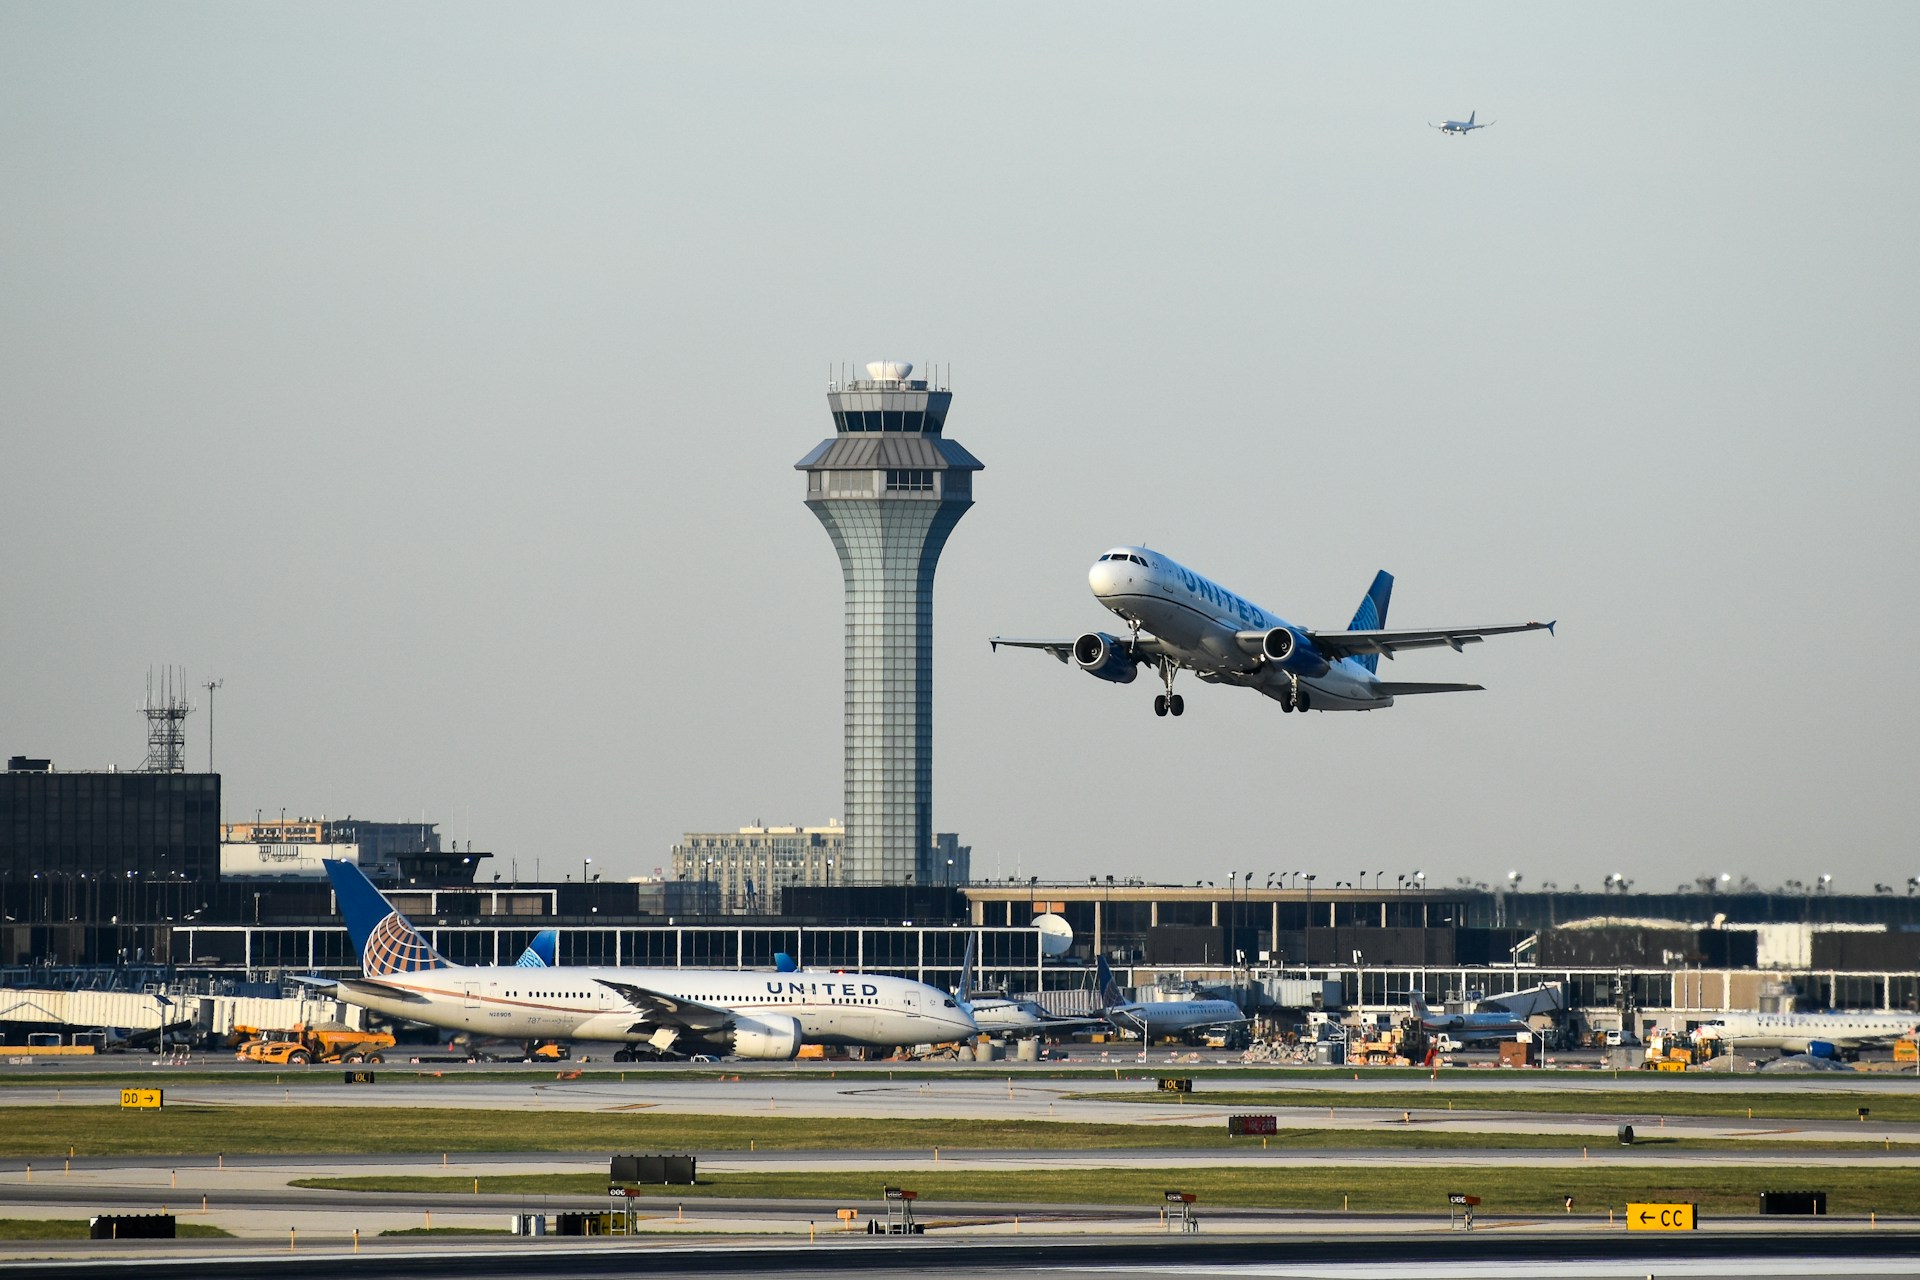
[943,998,957,1008]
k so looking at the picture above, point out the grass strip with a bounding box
[1075,1088,1920,1123]
[0,1218,229,1240]
[291,1165,1920,1216]
[8,1105,1903,1159]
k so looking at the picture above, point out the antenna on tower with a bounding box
[140,666,194,773]
[201,678,224,773]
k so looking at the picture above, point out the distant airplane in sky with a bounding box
[991,547,1552,717]
[1432,111,1493,135]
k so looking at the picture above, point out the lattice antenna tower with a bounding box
[140,666,194,773]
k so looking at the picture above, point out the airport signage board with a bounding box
[883,1188,918,1201]
[1447,1193,1480,1206]
[1626,1202,1696,1231]
[119,1089,163,1110]
[1158,1077,1193,1093]
[1164,1191,1196,1204]
[1227,1115,1278,1136]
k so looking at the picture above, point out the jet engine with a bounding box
[1072,632,1140,684]
[1260,626,1329,677]
[723,1013,803,1060]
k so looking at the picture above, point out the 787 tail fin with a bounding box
[323,858,452,977]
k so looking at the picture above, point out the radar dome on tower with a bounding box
[865,361,913,383]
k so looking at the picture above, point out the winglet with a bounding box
[1545,620,1557,637]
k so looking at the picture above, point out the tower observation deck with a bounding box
[796,362,983,887]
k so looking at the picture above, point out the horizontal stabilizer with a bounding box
[336,976,434,1003]
[1375,682,1484,695]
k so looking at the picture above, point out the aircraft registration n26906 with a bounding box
[991,547,1552,718]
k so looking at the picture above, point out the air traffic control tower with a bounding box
[797,362,983,887]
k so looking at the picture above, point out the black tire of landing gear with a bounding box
[1154,694,1168,717]
[1169,694,1184,716]
[1297,689,1310,711]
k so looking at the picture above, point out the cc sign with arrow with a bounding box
[1626,1201,1696,1231]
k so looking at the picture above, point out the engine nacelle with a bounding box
[1806,1039,1838,1059]
[725,1013,803,1060]
[1072,632,1140,684]
[1261,626,1329,677]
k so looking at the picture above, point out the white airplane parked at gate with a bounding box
[991,547,1552,717]
[1096,958,1247,1040]
[311,860,975,1060]
[1698,1011,1920,1058]
[1432,111,1494,135]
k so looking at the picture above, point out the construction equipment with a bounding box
[233,1022,394,1066]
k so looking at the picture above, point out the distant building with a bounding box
[2,757,220,884]
[670,822,970,913]
[220,817,484,885]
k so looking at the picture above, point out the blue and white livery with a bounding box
[1432,110,1493,136]
[311,860,975,1060]
[991,547,1552,717]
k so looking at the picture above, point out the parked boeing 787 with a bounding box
[309,860,975,1060]
[991,547,1552,717]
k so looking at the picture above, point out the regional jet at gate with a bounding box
[990,547,1552,717]
[305,860,974,1060]
[1432,111,1493,135]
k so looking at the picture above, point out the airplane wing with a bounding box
[989,635,1176,662]
[595,979,735,1033]
[988,637,1074,663]
[1375,681,1485,696]
[1302,620,1554,661]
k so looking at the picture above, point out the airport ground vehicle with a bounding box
[233,1022,394,1066]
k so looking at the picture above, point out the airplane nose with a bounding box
[1088,561,1119,599]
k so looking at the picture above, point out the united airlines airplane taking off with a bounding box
[991,547,1552,717]
[1432,110,1493,135]
[312,860,975,1060]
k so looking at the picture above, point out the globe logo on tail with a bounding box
[363,911,448,976]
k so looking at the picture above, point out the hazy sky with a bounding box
[4,4,1916,893]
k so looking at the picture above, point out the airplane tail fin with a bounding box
[323,858,452,977]
[1467,111,1475,125]
[1347,570,1394,673]
[513,929,558,968]
[954,936,977,1011]
[774,952,799,973]
[1095,957,1125,1010]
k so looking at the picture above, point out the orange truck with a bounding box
[233,1022,394,1066]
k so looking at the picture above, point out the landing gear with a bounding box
[1152,663,1184,717]
[1282,676,1310,713]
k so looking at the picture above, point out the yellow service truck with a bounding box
[233,1022,394,1066]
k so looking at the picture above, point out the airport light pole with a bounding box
[1303,874,1316,972]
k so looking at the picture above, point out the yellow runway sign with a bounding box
[119,1088,163,1110]
[1627,1201,1696,1231]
